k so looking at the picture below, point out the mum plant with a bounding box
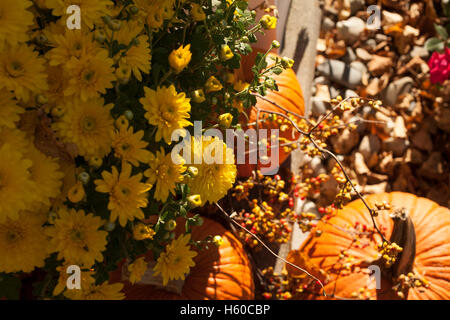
[0,0,290,299]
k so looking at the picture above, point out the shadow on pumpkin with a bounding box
[109,217,255,300]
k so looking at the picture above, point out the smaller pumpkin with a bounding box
[236,49,305,177]
[288,192,450,300]
[110,217,255,300]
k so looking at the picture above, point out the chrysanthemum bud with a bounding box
[218,113,233,128]
[187,194,202,208]
[271,40,280,48]
[205,76,223,93]
[108,19,122,31]
[35,34,48,45]
[169,44,192,74]
[94,29,106,43]
[187,166,199,177]
[191,89,206,103]
[220,44,234,61]
[78,172,90,184]
[212,235,223,247]
[281,57,294,68]
[124,110,134,120]
[129,6,139,15]
[260,14,277,30]
[165,219,177,231]
[36,94,48,105]
[105,222,116,232]
[67,182,85,203]
[89,156,103,168]
[115,115,129,129]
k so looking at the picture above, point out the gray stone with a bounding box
[337,17,366,43]
[313,76,330,85]
[359,134,381,162]
[345,89,358,99]
[310,157,326,176]
[356,48,373,61]
[412,125,433,151]
[349,0,365,14]
[331,128,360,154]
[329,86,341,98]
[317,59,363,89]
[382,137,409,157]
[375,34,388,42]
[365,39,377,51]
[419,152,445,180]
[343,47,357,64]
[349,116,366,134]
[382,77,414,106]
[410,46,429,59]
[311,97,329,117]
[322,16,335,32]
[350,61,368,75]
[382,11,404,25]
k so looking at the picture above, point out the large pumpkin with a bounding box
[237,50,305,177]
[110,217,254,299]
[288,192,450,300]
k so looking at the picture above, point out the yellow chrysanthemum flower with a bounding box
[25,145,64,207]
[112,125,152,167]
[46,30,102,67]
[110,21,151,81]
[95,163,151,227]
[0,211,50,273]
[0,0,34,50]
[144,148,186,202]
[0,143,36,222]
[45,208,108,268]
[0,44,48,102]
[128,257,148,284]
[132,223,155,241]
[133,0,162,29]
[0,126,29,152]
[153,234,197,286]
[186,137,237,204]
[53,98,114,158]
[46,0,113,29]
[140,85,192,144]
[0,89,24,128]
[64,50,115,102]
[65,282,125,300]
[169,44,192,74]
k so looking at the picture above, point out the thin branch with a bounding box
[215,202,327,297]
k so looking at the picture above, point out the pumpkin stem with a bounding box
[387,208,416,278]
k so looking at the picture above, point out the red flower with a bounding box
[428,47,450,84]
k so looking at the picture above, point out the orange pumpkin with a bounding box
[288,192,450,300]
[237,50,305,177]
[110,217,254,299]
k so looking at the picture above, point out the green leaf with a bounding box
[425,37,445,52]
[435,24,449,39]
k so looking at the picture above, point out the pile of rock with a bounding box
[306,0,450,207]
